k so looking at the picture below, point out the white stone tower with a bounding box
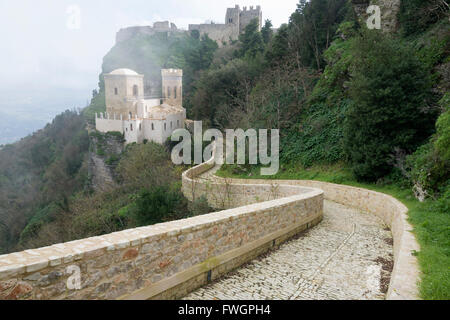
[161,69,183,108]
[104,68,145,119]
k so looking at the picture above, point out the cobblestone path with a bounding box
[184,200,394,300]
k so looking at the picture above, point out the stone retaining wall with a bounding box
[0,160,323,300]
[212,176,421,300]
[0,146,420,300]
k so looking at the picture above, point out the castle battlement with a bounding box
[187,4,262,46]
[242,5,261,12]
[161,69,183,77]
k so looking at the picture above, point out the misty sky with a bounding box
[0,0,299,143]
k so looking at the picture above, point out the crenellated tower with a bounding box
[240,5,262,31]
[161,69,183,108]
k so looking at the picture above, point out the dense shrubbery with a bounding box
[344,30,437,181]
[265,0,351,71]
[0,110,89,253]
[15,142,204,250]
[133,186,188,226]
[399,0,449,36]
[407,94,450,199]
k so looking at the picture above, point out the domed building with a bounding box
[95,68,186,145]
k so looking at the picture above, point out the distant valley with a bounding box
[0,87,91,145]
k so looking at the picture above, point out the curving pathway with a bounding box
[183,167,394,300]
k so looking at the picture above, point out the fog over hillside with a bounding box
[0,0,299,145]
[0,87,89,145]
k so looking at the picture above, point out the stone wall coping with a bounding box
[0,183,322,281]
[200,175,420,300]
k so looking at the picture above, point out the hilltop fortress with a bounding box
[116,5,262,46]
[188,5,262,46]
[116,21,181,43]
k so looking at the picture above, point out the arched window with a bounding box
[133,85,139,97]
[139,123,142,131]
[164,123,167,131]
[170,121,173,129]
[177,120,180,127]
[130,124,133,131]
[114,88,118,95]
[167,86,171,98]
[152,123,155,131]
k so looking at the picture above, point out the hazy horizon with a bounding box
[0,0,299,145]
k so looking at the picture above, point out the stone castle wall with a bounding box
[188,5,262,46]
[188,23,238,46]
[116,22,180,43]
[116,5,263,46]
[239,6,263,32]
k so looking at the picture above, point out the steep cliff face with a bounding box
[352,0,401,32]
[88,131,124,192]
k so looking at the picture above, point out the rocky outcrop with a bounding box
[352,0,401,33]
[88,132,124,192]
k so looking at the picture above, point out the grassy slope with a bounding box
[217,164,449,300]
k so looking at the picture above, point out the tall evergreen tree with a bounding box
[344,31,437,181]
[238,19,265,59]
[261,19,274,44]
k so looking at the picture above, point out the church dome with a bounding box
[109,68,140,76]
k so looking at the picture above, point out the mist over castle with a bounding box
[117,4,263,46]
[0,1,297,145]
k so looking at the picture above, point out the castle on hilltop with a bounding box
[116,5,262,46]
[95,68,186,145]
[189,5,262,46]
[116,21,181,43]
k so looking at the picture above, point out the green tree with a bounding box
[237,19,265,59]
[265,24,290,65]
[407,94,450,198]
[261,19,273,44]
[344,30,437,181]
[133,186,185,226]
[288,0,350,70]
[399,0,449,36]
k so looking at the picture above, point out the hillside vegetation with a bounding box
[0,32,217,254]
[0,0,448,299]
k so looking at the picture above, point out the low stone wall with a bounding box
[0,161,323,300]
[214,176,421,300]
[0,146,419,300]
